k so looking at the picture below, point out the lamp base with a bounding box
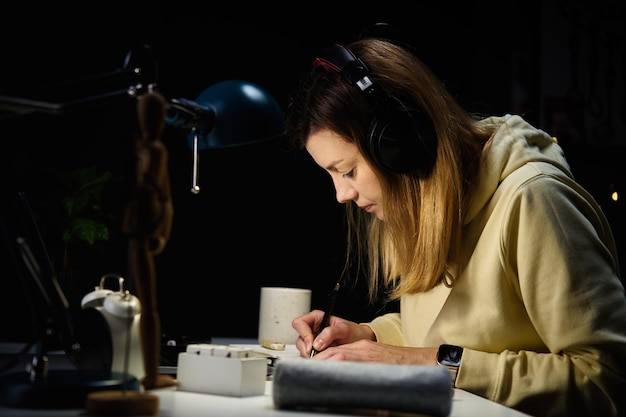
[0,369,140,409]
[85,390,159,416]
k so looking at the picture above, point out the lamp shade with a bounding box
[166,80,285,150]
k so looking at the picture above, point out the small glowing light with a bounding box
[552,136,558,143]
[611,191,619,202]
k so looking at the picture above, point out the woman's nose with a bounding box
[334,181,357,204]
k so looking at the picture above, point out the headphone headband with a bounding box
[313,43,437,173]
[314,44,374,94]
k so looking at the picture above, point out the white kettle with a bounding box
[79,273,144,381]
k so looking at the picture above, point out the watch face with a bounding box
[438,344,463,367]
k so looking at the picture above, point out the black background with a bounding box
[1,1,624,345]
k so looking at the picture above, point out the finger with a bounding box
[292,310,323,337]
[295,336,308,357]
[293,334,313,358]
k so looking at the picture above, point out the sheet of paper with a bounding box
[230,344,301,359]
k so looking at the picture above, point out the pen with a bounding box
[310,282,340,358]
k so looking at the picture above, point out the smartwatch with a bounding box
[437,344,463,384]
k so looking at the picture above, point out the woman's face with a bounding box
[306,128,384,220]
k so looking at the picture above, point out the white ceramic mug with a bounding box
[258,287,311,345]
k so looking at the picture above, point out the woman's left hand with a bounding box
[310,339,438,365]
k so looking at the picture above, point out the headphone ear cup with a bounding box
[368,105,437,173]
[315,43,438,174]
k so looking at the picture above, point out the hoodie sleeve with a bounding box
[363,312,404,345]
[458,163,626,417]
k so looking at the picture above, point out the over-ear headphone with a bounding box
[313,43,437,173]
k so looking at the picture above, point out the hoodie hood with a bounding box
[464,114,573,225]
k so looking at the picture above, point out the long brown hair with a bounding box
[285,38,495,303]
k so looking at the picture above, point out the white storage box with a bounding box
[177,344,267,397]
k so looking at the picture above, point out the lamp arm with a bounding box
[166,98,216,132]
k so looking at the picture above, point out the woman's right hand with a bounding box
[292,310,376,357]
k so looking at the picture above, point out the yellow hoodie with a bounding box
[367,115,626,417]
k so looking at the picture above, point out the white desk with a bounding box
[0,339,532,416]
[0,382,531,417]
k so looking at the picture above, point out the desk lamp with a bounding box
[87,63,285,415]
[0,45,285,414]
[86,82,285,415]
[166,79,285,193]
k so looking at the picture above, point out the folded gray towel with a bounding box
[272,358,452,416]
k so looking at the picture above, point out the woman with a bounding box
[287,38,626,417]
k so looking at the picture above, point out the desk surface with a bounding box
[0,339,532,417]
[0,382,531,417]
